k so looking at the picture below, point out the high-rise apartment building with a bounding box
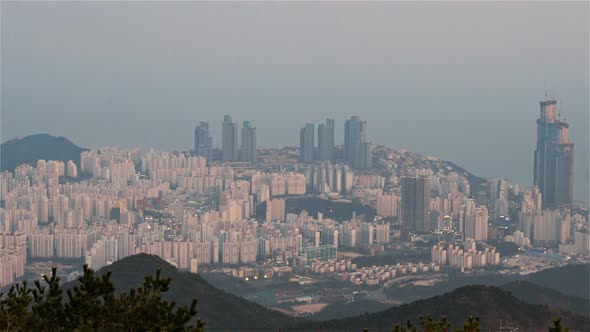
[376,193,399,218]
[534,95,574,209]
[359,223,374,248]
[465,206,488,241]
[344,116,372,169]
[194,121,213,162]
[240,121,257,162]
[265,198,285,222]
[375,223,390,244]
[318,118,335,161]
[299,123,315,163]
[401,175,431,234]
[66,160,78,178]
[222,115,238,162]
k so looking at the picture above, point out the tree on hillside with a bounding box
[388,315,479,332]
[1,264,574,332]
[0,265,205,332]
[386,315,572,332]
[549,318,570,332]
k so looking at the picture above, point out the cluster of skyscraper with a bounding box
[1,92,587,289]
[194,115,257,163]
[300,119,336,163]
[300,116,372,169]
[198,115,373,169]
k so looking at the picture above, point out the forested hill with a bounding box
[0,134,87,172]
[311,285,589,331]
[82,255,589,331]
[82,254,304,331]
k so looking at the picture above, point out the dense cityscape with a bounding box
[0,95,587,318]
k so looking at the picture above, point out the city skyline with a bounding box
[2,2,588,201]
[3,97,586,202]
[3,133,586,288]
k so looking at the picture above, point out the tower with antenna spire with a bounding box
[534,92,574,209]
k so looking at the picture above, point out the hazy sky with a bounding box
[1,1,588,200]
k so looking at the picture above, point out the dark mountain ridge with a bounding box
[385,263,590,305]
[77,254,589,332]
[524,263,590,299]
[80,254,304,331]
[501,280,589,315]
[0,134,87,172]
[310,285,589,332]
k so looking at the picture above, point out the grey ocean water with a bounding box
[1,2,588,201]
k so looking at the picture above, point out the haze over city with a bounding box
[1,2,590,331]
[1,1,588,200]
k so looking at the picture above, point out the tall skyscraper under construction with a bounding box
[534,94,574,209]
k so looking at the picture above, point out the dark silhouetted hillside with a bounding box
[0,134,87,172]
[384,264,590,305]
[524,264,590,299]
[501,280,589,315]
[71,256,589,331]
[311,285,589,331]
[86,254,304,331]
